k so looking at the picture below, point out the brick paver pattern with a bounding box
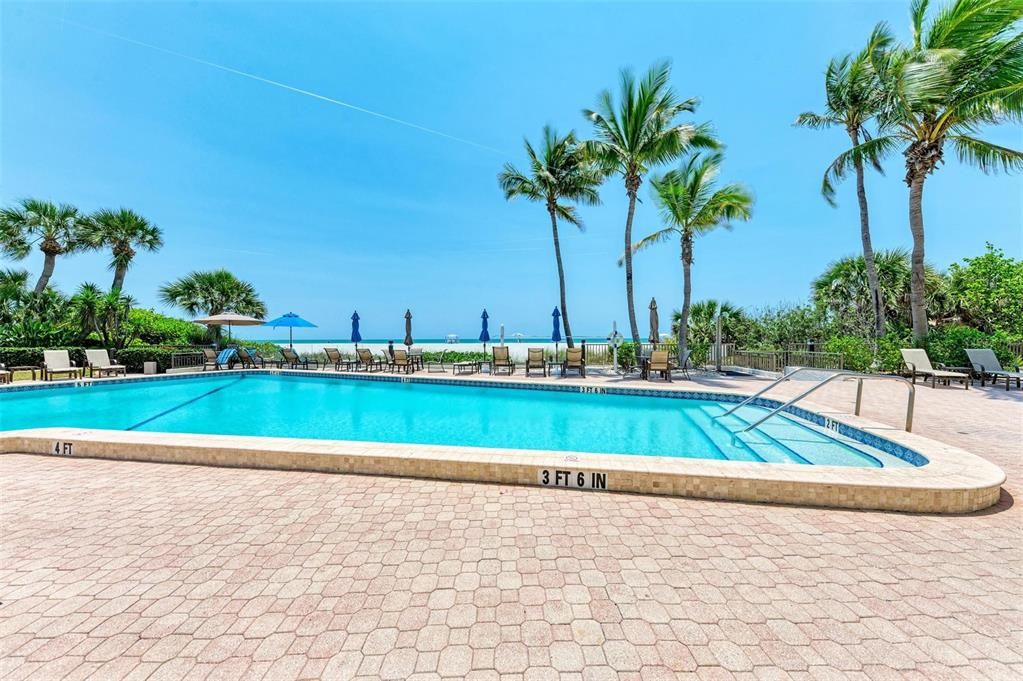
[1,374,1021,680]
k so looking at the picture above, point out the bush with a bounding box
[921,325,1019,369]
[128,309,210,346]
[423,350,488,363]
[0,346,87,368]
[114,346,203,373]
[823,336,873,372]
[875,332,909,373]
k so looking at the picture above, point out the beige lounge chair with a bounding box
[966,348,1022,390]
[202,348,219,371]
[85,349,126,378]
[525,348,546,377]
[562,347,585,378]
[356,348,382,372]
[426,350,447,373]
[235,347,261,369]
[647,350,671,382]
[390,348,414,374]
[324,347,355,371]
[43,350,83,381]
[900,349,969,389]
[492,346,515,375]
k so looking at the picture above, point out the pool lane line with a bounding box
[126,377,246,431]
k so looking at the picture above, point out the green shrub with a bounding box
[823,336,873,372]
[114,346,203,373]
[615,341,638,370]
[921,325,1019,368]
[127,308,210,346]
[0,346,87,368]
[875,332,910,373]
[423,350,489,363]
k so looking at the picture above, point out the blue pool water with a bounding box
[0,374,913,467]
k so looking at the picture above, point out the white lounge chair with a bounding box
[85,349,126,378]
[43,350,83,381]
[900,349,969,389]
[966,348,1023,390]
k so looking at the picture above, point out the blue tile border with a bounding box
[0,369,927,467]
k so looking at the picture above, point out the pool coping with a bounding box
[0,369,1006,513]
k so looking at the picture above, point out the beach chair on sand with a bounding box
[356,348,383,372]
[647,350,671,382]
[85,349,126,378]
[390,349,414,374]
[900,349,970,389]
[966,348,1023,390]
[561,347,586,378]
[281,347,319,370]
[492,346,515,375]
[525,348,546,377]
[43,350,83,381]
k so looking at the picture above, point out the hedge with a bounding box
[0,345,204,373]
[0,347,87,368]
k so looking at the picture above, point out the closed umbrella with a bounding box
[194,313,264,344]
[551,307,562,357]
[264,312,317,349]
[479,309,491,354]
[403,310,414,348]
[351,311,362,349]
[649,297,659,345]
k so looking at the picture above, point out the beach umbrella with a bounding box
[649,297,659,345]
[479,309,491,354]
[194,313,264,344]
[403,309,414,347]
[265,312,317,349]
[499,323,505,346]
[551,307,562,357]
[350,311,362,349]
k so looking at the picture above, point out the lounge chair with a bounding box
[202,348,219,371]
[0,363,11,385]
[356,348,383,372]
[324,347,355,371]
[281,347,319,370]
[409,347,424,371]
[235,347,262,369]
[900,349,970,389]
[647,350,671,382]
[966,348,1023,390]
[390,348,414,374]
[676,348,693,379]
[525,348,546,377]
[85,349,126,378]
[492,346,515,375]
[43,350,83,381]
[426,350,447,373]
[562,347,585,378]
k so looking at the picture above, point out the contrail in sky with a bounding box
[65,19,504,154]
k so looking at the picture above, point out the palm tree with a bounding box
[159,270,267,326]
[70,283,136,348]
[628,152,753,358]
[83,208,164,292]
[824,0,1023,339]
[498,127,601,348]
[583,61,718,343]
[0,269,30,327]
[797,24,893,337]
[0,199,89,294]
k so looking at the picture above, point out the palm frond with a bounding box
[948,134,1023,172]
[821,135,901,206]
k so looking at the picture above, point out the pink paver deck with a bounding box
[2,373,1021,680]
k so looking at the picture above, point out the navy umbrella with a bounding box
[265,312,317,349]
[552,306,563,357]
[350,311,362,349]
[479,309,491,354]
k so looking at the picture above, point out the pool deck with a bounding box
[2,370,1021,679]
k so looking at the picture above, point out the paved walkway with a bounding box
[1,372,1021,680]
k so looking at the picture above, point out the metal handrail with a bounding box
[715,367,830,419]
[736,372,915,433]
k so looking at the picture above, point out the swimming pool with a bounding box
[0,372,915,468]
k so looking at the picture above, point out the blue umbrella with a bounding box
[479,309,491,354]
[265,312,317,349]
[552,307,563,357]
[350,311,362,348]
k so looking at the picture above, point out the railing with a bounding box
[171,351,206,370]
[580,341,680,367]
[724,349,843,372]
[1010,341,1023,359]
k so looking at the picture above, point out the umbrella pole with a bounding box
[290,327,294,349]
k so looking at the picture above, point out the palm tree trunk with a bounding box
[908,174,929,339]
[33,253,57,294]
[111,264,128,292]
[679,233,693,359]
[849,129,885,338]
[548,206,574,348]
[623,174,642,344]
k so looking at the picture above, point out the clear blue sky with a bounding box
[2,1,1020,340]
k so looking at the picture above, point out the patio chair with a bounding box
[235,347,261,369]
[280,347,319,370]
[426,350,447,373]
[409,347,424,371]
[390,348,414,374]
[562,347,586,378]
[324,347,354,371]
[356,348,383,372]
[647,350,671,382]
[524,348,546,377]
[965,348,1022,390]
[202,347,219,371]
[85,349,126,378]
[900,349,970,389]
[492,346,515,375]
[42,350,83,381]
[675,348,693,380]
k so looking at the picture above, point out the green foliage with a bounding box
[875,332,910,373]
[0,346,87,368]
[69,283,136,349]
[158,269,267,330]
[743,304,835,351]
[948,243,1023,336]
[128,308,210,346]
[920,325,1020,369]
[823,335,874,372]
[113,346,197,373]
[423,350,489,363]
[241,341,284,358]
[615,341,638,369]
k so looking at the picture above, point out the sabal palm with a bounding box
[0,199,89,294]
[630,152,753,358]
[672,299,743,342]
[824,0,1023,339]
[84,208,164,292]
[498,127,601,348]
[159,269,267,335]
[583,61,717,343]
[70,283,136,348]
[797,24,893,337]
